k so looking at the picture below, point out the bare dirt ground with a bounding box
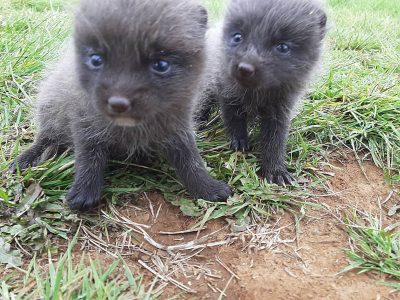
[93,154,400,299]
[224,155,400,300]
[123,154,399,299]
[2,154,399,299]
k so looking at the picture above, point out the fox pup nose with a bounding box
[108,96,131,114]
[237,62,255,78]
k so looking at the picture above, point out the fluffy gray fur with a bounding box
[11,0,232,210]
[195,0,327,185]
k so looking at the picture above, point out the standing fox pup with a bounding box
[196,0,327,185]
[11,0,232,210]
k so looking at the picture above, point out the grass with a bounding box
[292,0,400,183]
[0,230,158,299]
[0,0,399,296]
[343,211,400,289]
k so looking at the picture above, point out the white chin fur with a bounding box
[113,118,140,127]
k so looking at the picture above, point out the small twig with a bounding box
[84,238,118,258]
[144,192,155,218]
[14,238,32,257]
[382,190,395,205]
[107,205,151,228]
[377,196,383,231]
[81,226,151,256]
[117,214,229,251]
[155,203,162,221]
[217,275,234,300]
[284,267,298,278]
[207,283,218,293]
[138,259,195,293]
[159,227,207,235]
[173,248,205,264]
[216,256,240,280]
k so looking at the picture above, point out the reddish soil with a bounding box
[2,155,400,299]
[110,154,400,299]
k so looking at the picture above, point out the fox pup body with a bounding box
[196,0,327,185]
[12,0,232,210]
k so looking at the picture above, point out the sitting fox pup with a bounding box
[11,0,232,210]
[196,0,327,185]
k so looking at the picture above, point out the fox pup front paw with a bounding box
[190,178,232,202]
[262,167,295,186]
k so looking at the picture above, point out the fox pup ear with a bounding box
[319,10,327,30]
[314,8,328,38]
[197,5,209,30]
[309,6,327,38]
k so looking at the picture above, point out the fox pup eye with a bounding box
[231,32,243,45]
[151,60,171,74]
[276,43,290,54]
[88,54,104,69]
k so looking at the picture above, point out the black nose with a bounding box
[237,62,255,78]
[108,96,131,114]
